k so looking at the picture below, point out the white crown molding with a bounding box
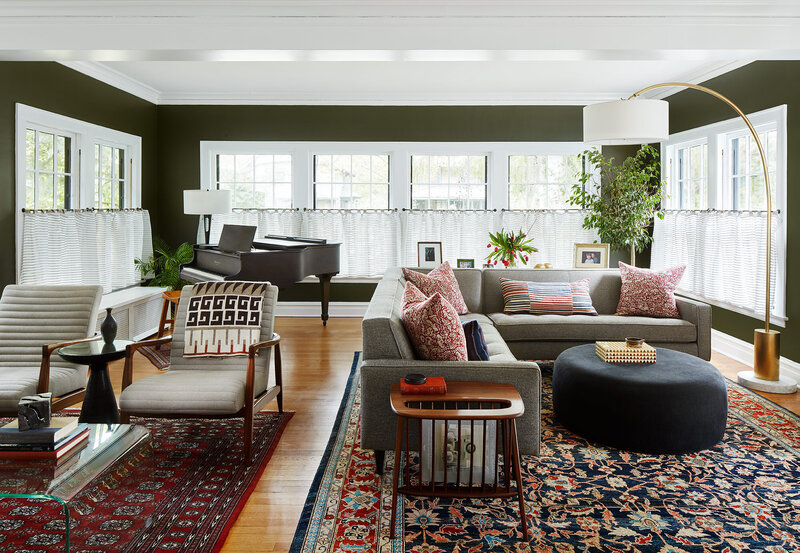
[59,61,160,104]
[712,328,800,383]
[156,91,633,106]
[637,60,756,100]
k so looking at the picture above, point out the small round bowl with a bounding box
[625,337,645,348]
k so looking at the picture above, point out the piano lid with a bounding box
[253,235,331,250]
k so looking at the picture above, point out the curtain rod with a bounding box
[232,208,300,212]
[401,208,497,213]
[304,208,398,213]
[21,207,145,213]
[501,208,585,213]
[661,208,781,215]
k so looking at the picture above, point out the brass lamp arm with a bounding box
[629,82,773,333]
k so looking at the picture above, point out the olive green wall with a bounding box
[0,62,158,289]
[155,104,584,301]
[665,61,800,361]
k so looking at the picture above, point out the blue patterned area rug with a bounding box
[291,354,800,553]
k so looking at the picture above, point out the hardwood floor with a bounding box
[104,318,800,553]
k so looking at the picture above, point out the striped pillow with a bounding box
[462,320,490,361]
[499,277,598,315]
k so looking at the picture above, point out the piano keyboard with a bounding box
[181,267,225,282]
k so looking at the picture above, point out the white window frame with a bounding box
[660,105,788,324]
[199,141,589,212]
[15,104,143,279]
[665,138,709,210]
[506,146,589,210]
[94,140,133,210]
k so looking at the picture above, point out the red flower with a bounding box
[493,260,497,265]
[494,247,498,252]
[524,255,529,261]
[502,259,509,267]
[486,244,491,248]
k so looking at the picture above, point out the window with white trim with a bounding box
[410,154,487,210]
[24,127,76,210]
[215,153,293,209]
[657,105,787,324]
[94,142,128,209]
[508,154,582,209]
[313,154,389,209]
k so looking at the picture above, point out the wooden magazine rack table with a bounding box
[388,381,528,540]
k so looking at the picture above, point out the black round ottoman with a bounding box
[553,345,728,454]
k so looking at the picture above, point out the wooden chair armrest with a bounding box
[38,335,103,394]
[248,333,281,358]
[121,335,174,392]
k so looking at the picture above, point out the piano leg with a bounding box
[317,273,336,326]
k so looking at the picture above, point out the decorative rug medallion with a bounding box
[292,354,800,553]
[0,411,292,552]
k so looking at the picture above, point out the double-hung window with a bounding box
[313,154,389,209]
[508,154,582,209]
[215,153,293,209]
[410,154,487,210]
[24,128,76,210]
[658,105,787,323]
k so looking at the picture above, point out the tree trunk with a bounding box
[630,244,636,267]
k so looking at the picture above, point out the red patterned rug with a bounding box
[291,354,800,553]
[0,410,292,552]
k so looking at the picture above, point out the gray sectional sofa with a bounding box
[360,267,711,459]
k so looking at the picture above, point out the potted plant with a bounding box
[135,237,194,291]
[486,228,538,267]
[568,144,665,266]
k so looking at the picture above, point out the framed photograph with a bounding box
[417,242,442,268]
[456,258,475,269]
[574,243,610,268]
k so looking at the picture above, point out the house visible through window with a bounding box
[313,154,389,209]
[216,154,292,209]
[508,154,582,209]
[410,154,487,210]
[24,128,75,210]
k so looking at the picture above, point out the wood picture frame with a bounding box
[417,242,442,268]
[574,243,610,268]
[456,258,475,269]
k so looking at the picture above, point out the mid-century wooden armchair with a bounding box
[0,284,104,416]
[119,283,283,462]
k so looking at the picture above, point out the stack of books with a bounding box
[596,341,658,364]
[0,417,90,463]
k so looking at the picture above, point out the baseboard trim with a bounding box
[276,301,369,318]
[711,329,800,382]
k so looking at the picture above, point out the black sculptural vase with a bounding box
[100,307,117,345]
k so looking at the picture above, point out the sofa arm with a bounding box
[360,359,542,456]
[676,296,712,361]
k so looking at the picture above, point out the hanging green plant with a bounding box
[568,144,666,265]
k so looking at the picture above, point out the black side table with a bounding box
[57,339,132,424]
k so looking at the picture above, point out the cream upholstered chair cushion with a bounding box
[0,285,103,412]
[119,283,278,416]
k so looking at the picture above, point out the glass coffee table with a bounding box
[0,424,151,552]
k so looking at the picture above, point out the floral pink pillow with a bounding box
[616,262,686,318]
[400,282,468,361]
[402,261,469,315]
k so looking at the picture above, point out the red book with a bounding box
[400,376,447,395]
[0,428,90,460]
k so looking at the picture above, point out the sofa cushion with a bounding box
[462,320,490,361]
[403,262,469,314]
[401,283,468,361]
[617,262,686,318]
[488,313,697,343]
[499,277,598,315]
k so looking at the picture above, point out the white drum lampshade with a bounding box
[183,189,232,244]
[183,189,232,215]
[583,98,670,145]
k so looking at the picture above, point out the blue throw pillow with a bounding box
[462,320,490,361]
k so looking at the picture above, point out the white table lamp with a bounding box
[183,189,232,244]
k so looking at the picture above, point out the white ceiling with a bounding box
[2,1,800,105]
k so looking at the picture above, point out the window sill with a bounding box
[675,290,787,328]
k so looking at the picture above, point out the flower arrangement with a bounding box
[486,228,538,267]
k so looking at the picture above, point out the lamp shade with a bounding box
[183,189,232,215]
[583,98,670,145]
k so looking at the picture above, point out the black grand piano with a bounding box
[180,225,341,325]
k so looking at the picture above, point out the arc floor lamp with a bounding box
[583,82,796,394]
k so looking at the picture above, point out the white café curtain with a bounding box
[209,209,598,278]
[652,210,784,319]
[19,210,154,294]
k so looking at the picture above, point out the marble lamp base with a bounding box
[737,370,797,394]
